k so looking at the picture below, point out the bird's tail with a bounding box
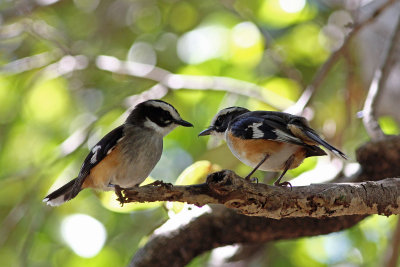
[304,130,348,160]
[43,178,82,206]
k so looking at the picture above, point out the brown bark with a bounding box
[130,209,364,267]
[129,136,400,266]
[124,172,400,219]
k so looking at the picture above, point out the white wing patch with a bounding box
[90,145,101,164]
[249,122,264,138]
[273,129,301,143]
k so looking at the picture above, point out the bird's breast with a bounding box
[84,130,163,190]
[226,132,306,171]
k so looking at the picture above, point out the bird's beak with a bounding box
[175,119,193,127]
[198,127,213,136]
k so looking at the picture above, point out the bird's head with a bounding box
[127,100,193,136]
[198,107,249,138]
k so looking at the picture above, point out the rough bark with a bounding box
[124,172,400,219]
[129,135,400,266]
[130,209,364,267]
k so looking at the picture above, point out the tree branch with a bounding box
[95,55,292,110]
[124,171,400,219]
[130,208,364,267]
[362,10,400,140]
[286,0,396,115]
[130,135,400,266]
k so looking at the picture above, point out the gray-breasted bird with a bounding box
[44,100,193,206]
[199,107,347,186]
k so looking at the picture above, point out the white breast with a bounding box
[257,144,298,171]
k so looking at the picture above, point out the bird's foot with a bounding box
[114,185,127,206]
[244,176,259,184]
[274,181,292,190]
[148,180,173,188]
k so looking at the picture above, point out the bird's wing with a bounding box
[71,125,125,195]
[230,111,347,159]
[230,111,304,145]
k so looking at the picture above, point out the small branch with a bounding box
[124,171,400,219]
[1,0,64,22]
[130,208,365,267]
[130,134,400,266]
[362,11,400,140]
[95,55,292,110]
[287,0,396,115]
[0,51,60,74]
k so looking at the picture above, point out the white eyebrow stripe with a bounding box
[148,101,181,121]
[211,107,243,125]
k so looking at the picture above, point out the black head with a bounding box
[199,107,249,137]
[126,100,193,136]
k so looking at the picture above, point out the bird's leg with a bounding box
[113,184,127,206]
[274,155,295,188]
[245,154,270,181]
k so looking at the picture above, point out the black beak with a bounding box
[198,127,213,136]
[175,119,193,127]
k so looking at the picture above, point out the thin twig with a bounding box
[1,0,64,22]
[96,55,293,110]
[363,10,400,140]
[287,0,397,115]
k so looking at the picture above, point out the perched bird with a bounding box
[199,107,347,186]
[44,100,193,206]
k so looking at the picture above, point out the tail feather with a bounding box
[304,130,348,160]
[43,178,81,206]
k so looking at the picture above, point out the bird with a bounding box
[43,99,193,206]
[199,107,347,186]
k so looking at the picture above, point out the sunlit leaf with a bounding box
[169,2,198,32]
[262,77,301,101]
[171,161,220,214]
[24,77,71,124]
[276,23,329,65]
[175,160,221,185]
[288,156,318,177]
[100,177,163,213]
[378,116,399,135]
[258,0,316,28]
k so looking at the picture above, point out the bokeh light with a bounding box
[127,42,157,76]
[61,214,107,258]
[177,25,229,64]
[279,0,306,13]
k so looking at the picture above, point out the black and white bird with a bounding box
[199,107,347,186]
[44,100,193,206]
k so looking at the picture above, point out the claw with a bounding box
[114,185,127,206]
[244,176,259,184]
[148,180,172,188]
[274,181,292,190]
[250,177,259,184]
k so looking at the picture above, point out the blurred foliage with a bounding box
[0,0,398,266]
